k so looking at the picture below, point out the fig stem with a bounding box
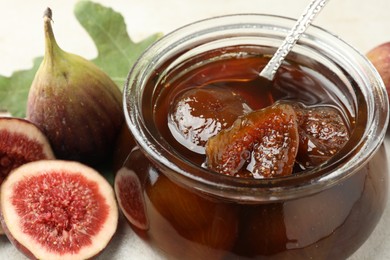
[43,7,61,67]
[43,7,52,20]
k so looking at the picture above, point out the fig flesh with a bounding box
[26,8,123,165]
[0,117,55,235]
[0,160,118,260]
[0,117,55,183]
[115,161,149,231]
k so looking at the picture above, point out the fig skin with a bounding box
[112,123,136,172]
[26,8,124,165]
[0,160,118,260]
[366,42,390,101]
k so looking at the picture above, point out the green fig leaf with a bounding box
[74,1,162,88]
[0,0,161,118]
[0,57,43,118]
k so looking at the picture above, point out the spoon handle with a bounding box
[259,0,328,80]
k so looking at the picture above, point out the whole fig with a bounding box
[27,8,124,165]
[366,42,390,101]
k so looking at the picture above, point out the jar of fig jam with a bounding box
[121,14,389,259]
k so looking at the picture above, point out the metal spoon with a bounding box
[259,0,328,81]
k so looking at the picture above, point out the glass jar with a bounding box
[121,14,389,259]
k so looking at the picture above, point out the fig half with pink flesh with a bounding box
[0,117,55,235]
[0,117,55,183]
[0,160,118,260]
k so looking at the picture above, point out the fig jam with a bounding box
[122,32,388,259]
[154,46,353,177]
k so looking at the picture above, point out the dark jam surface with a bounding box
[153,46,354,178]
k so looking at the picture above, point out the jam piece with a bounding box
[168,86,251,154]
[294,103,350,169]
[205,103,299,178]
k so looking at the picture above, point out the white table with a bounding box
[0,0,389,259]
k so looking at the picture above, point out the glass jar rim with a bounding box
[124,14,389,201]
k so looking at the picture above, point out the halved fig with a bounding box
[205,103,299,178]
[0,160,118,260]
[0,117,55,183]
[0,117,55,235]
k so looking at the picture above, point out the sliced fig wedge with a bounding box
[205,103,299,178]
[0,160,118,260]
[115,166,149,231]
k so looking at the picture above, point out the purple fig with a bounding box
[26,8,124,165]
[367,42,390,102]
